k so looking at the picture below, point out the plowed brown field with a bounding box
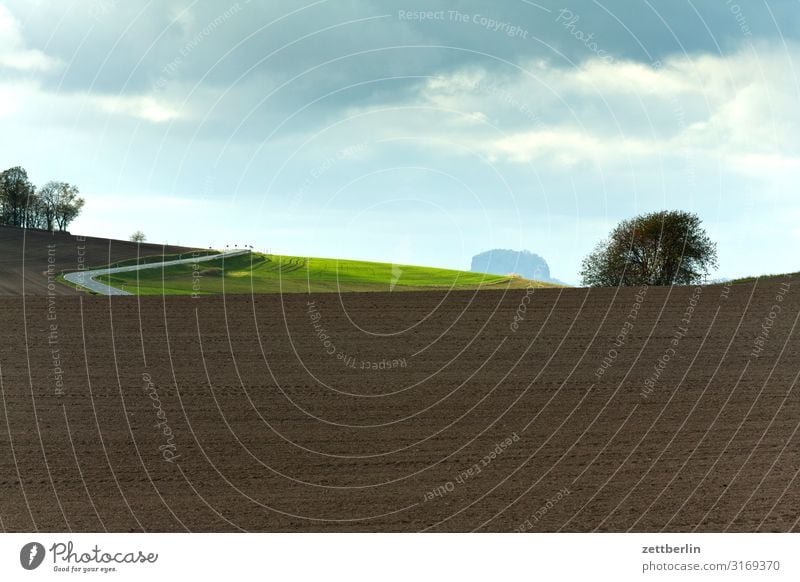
[1,274,798,531]
[0,225,196,295]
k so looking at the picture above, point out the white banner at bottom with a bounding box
[0,533,795,581]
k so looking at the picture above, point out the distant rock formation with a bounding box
[470,249,556,283]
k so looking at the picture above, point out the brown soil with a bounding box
[0,225,198,295]
[1,275,798,532]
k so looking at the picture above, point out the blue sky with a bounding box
[1,0,798,284]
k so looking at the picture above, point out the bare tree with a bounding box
[130,231,146,243]
[37,181,62,231]
[24,191,47,230]
[54,183,84,232]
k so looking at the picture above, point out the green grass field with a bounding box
[726,272,795,285]
[95,252,560,295]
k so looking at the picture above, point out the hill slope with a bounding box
[0,225,198,295]
[96,252,559,294]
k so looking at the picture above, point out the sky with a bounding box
[1,0,799,284]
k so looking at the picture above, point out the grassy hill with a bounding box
[726,272,796,285]
[95,252,559,295]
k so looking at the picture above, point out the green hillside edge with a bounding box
[94,252,561,295]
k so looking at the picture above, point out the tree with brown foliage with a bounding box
[581,210,718,287]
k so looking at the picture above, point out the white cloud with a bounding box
[487,129,656,166]
[0,3,181,125]
[557,58,699,96]
[0,77,181,124]
[93,95,181,123]
[396,44,800,179]
[0,4,60,72]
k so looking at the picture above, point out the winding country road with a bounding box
[63,249,250,295]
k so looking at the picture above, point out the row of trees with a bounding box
[0,166,84,232]
[581,210,718,287]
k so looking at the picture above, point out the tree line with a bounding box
[0,166,84,232]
